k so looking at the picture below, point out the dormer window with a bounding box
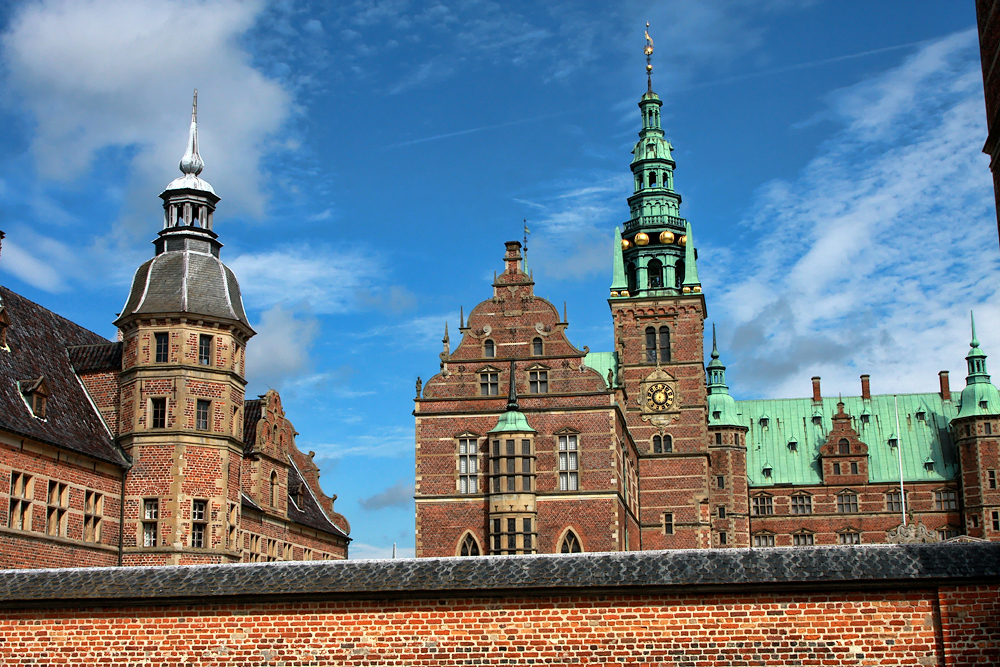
[289,482,303,508]
[812,415,822,426]
[916,410,925,421]
[888,436,898,448]
[787,440,798,452]
[860,413,870,425]
[924,459,935,472]
[838,439,850,455]
[20,377,49,419]
[762,464,772,479]
[980,400,989,411]
[759,416,769,428]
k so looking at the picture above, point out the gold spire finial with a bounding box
[644,22,654,91]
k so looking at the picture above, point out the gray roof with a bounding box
[0,542,996,607]
[117,232,250,328]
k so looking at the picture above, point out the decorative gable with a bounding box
[819,401,870,483]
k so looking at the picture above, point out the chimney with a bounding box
[811,376,822,402]
[860,374,871,401]
[939,371,951,401]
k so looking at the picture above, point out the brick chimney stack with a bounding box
[939,371,951,401]
[860,374,871,401]
[812,376,822,402]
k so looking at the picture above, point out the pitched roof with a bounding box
[738,393,956,487]
[242,398,262,451]
[0,287,128,466]
[287,462,348,539]
[67,342,122,373]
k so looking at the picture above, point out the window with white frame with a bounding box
[751,495,773,516]
[458,438,478,494]
[143,498,159,547]
[558,435,579,491]
[191,499,208,548]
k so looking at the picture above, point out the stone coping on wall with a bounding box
[1,543,998,608]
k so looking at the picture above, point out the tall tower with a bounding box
[114,92,255,565]
[609,26,710,549]
[951,313,1000,540]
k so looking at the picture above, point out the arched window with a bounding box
[662,434,673,452]
[658,326,670,362]
[269,471,278,507]
[459,533,481,556]
[532,337,543,356]
[626,262,637,295]
[674,260,685,289]
[838,438,850,455]
[652,435,662,454]
[484,339,495,358]
[648,172,656,187]
[645,327,657,363]
[647,259,663,289]
[560,530,582,553]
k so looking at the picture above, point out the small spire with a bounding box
[971,310,980,348]
[443,321,449,342]
[563,301,568,323]
[506,360,519,412]
[179,89,204,176]
[459,306,464,329]
[711,323,720,360]
[682,221,701,288]
[644,22,654,92]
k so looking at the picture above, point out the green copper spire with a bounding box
[706,324,741,426]
[613,23,702,300]
[489,360,536,433]
[611,226,628,296]
[955,310,1000,418]
[681,220,700,292]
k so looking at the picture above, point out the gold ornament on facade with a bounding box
[634,232,649,246]
[659,231,674,244]
[678,235,687,246]
[621,239,631,250]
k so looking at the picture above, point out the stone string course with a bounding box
[0,543,996,665]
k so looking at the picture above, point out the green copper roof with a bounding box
[489,409,536,433]
[739,394,958,487]
[955,311,1000,418]
[584,351,619,388]
[610,227,627,294]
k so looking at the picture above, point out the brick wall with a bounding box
[0,544,996,666]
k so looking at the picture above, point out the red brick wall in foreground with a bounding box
[0,584,996,665]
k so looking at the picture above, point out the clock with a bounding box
[645,382,674,411]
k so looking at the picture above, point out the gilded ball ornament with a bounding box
[678,235,687,246]
[621,239,631,250]
[659,231,674,244]
[634,232,649,246]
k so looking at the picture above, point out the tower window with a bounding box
[658,326,670,362]
[718,506,726,519]
[647,259,663,289]
[718,532,727,545]
[674,260,685,289]
[196,399,210,431]
[627,262,637,295]
[645,327,657,363]
[664,513,673,535]
[191,499,207,548]
[648,172,656,187]
[989,470,996,489]
[143,498,159,547]
[529,370,548,393]
[653,435,662,453]
[150,397,167,429]
[715,433,722,445]
[479,373,499,396]
[154,332,169,363]
[483,339,495,358]
[717,475,725,489]
[532,337,543,356]
[198,334,212,366]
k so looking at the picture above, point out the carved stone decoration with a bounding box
[534,322,554,336]
[886,522,938,544]
[638,367,679,417]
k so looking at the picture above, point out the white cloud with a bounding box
[228,245,382,314]
[301,424,414,460]
[2,0,291,222]
[0,237,67,292]
[245,303,318,392]
[706,28,1000,399]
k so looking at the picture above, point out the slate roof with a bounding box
[0,287,128,466]
[67,342,122,373]
[287,462,349,539]
[242,398,261,451]
[0,542,996,607]
[739,394,957,486]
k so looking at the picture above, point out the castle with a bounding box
[412,41,1000,556]
[0,94,350,568]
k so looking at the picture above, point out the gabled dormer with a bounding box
[0,304,9,350]
[819,401,869,484]
[20,376,50,419]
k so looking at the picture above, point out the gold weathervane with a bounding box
[644,22,654,91]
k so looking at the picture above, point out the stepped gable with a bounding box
[422,240,607,399]
[0,287,127,466]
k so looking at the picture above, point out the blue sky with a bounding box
[0,1,996,558]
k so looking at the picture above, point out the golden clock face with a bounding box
[645,382,674,411]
